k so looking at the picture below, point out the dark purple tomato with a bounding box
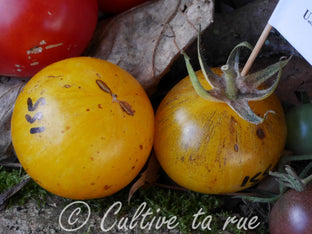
[269,185,312,234]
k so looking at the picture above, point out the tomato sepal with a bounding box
[183,26,291,125]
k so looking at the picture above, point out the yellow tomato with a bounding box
[154,69,287,194]
[11,57,154,200]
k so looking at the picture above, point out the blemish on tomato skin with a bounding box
[90,157,94,161]
[86,108,90,112]
[189,155,196,162]
[139,145,143,150]
[96,73,102,79]
[30,62,39,66]
[98,104,103,109]
[119,100,135,116]
[64,84,71,88]
[104,185,112,190]
[234,144,239,152]
[96,79,112,95]
[27,45,43,54]
[256,127,266,139]
[45,43,63,50]
[47,75,62,78]
[230,116,238,134]
[61,126,71,133]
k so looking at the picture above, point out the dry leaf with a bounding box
[86,0,214,95]
[128,153,160,204]
[0,77,27,161]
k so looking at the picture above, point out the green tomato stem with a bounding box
[271,154,312,193]
[278,154,312,172]
[221,65,238,100]
[302,174,312,186]
[300,161,312,178]
[235,193,282,203]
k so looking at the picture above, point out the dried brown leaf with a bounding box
[128,153,160,203]
[86,0,214,95]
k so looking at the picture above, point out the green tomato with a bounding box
[286,103,312,154]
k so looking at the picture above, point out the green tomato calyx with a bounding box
[183,26,291,125]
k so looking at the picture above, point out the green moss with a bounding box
[0,167,50,208]
[80,186,267,233]
[1,167,268,233]
[0,166,24,192]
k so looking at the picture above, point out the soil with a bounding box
[0,195,181,234]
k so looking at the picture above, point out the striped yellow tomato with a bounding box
[154,68,287,194]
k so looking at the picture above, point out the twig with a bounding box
[0,162,22,168]
[0,175,31,210]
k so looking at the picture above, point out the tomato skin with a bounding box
[154,70,287,194]
[0,0,98,77]
[11,57,154,200]
[97,0,147,13]
[286,104,312,154]
[269,185,312,234]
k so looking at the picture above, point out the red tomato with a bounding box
[97,0,147,14]
[0,0,98,77]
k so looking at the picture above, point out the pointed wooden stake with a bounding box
[241,24,273,76]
